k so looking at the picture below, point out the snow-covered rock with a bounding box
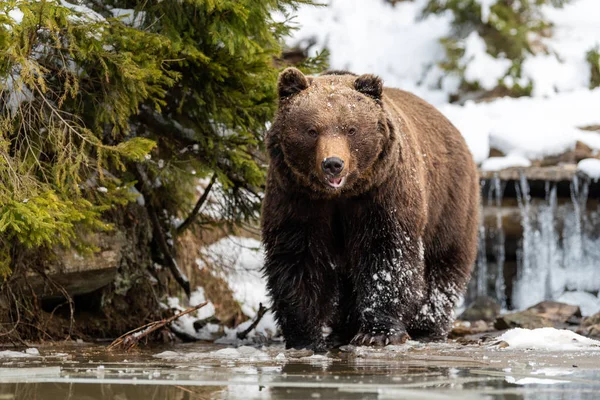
[577,158,600,181]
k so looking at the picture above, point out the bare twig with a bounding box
[108,301,208,351]
[237,303,268,340]
[176,173,217,237]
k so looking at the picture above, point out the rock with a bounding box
[527,301,582,323]
[451,320,492,338]
[495,310,554,330]
[582,312,600,327]
[577,313,600,338]
[494,301,582,330]
[459,296,501,322]
[489,147,505,158]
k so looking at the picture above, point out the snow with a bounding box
[198,237,268,319]
[445,89,600,161]
[163,236,277,343]
[577,158,600,181]
[8,8,24,24]
[285,0,452,105]
[197,236,280,343]
[481,155,531,172]
[477,0,496,23]
[110,8,146,27]
[463,32,512,91]
[557,291,600,316]
[498,328,600,351]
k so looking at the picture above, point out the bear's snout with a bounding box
[322,157,344,176]
[315,135,351,189]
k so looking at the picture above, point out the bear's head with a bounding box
[268,68,395,198]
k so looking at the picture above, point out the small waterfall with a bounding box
[491,175,506,308]
[472,172,600,311]
[514,173,537,308]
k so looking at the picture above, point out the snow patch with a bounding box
[481,155,531,172]
[166,289,218,340]
[463,32,512,90]
[498,328,600,351]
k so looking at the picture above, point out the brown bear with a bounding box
[262,68,479,351]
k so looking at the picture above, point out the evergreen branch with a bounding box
[176,173,217,237]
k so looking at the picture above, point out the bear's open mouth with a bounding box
[326,176,346,189]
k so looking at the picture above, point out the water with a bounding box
[2,342,600,399]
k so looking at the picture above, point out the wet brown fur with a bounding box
[262,68,479,350]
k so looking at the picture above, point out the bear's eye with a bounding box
[348,127,357,136]
[307,128,318,137]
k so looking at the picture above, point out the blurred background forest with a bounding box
[1,0,600,344]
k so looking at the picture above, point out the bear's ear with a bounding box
[278,67,309,99]
[354,74,383,100]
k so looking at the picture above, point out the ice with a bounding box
[577,158,600,181]
[510,175,600,310]
[0,349,40,359]
[153,346,271,361]
[0,367,60,378]
[498,328,600,351]
[505,376,569,385]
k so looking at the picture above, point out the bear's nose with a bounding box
[322,157,345,176]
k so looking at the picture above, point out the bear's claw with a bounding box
[351,330,410,347]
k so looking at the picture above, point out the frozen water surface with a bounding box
[1,340,600,399]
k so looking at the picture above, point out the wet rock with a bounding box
[494,301,582,330]
[459,296,501,322]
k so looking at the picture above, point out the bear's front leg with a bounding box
[350,221,426,346]
[262,216,337,351]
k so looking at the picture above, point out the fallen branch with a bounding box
[237,303,268,340]
[108,301,208,351]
